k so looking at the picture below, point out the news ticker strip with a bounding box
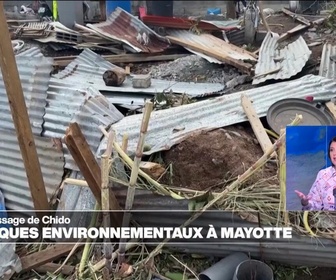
[0,211,293,244]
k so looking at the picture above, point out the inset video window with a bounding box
[286,125,336,211]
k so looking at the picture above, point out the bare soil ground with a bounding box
[294,267,336,280]
[160,125,277,191]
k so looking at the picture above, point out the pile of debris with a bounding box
[2,2,336,279]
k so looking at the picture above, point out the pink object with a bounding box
[302,166,336,210]
[305,96,314,102]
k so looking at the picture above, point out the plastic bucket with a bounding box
[233,260,274,280]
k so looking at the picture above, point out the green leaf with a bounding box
[165,272,188,280]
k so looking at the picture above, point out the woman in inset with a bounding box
[295,136,336,211]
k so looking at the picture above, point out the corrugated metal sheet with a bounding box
[0,129,64,211]
[98,74,336,157]
[166,29,257,74]
[225,28,245,46]
[253,32,312,85]
[201,19,241,29]
[53,48,123,79]
[54,63,225,98]
[43,81,124,170]
[0,55,53,135]
[17,46,44,57]
[59,173,336,268]
[319,43,336,80]
[86,7,170,53]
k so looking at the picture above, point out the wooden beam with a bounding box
[0,2,49,214]
[241,94,275,157]
[226,1,236,19]
[99,0,106,21]
[166,35,254,75]
[278,24,309,43]
[20,244,82,272]
[53,53,189,67]
[64,122,122,227]
[282,8,311,26]
[326,102,336,121]
[35,263,75,275]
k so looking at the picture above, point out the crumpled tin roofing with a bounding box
[54,63,225,98]
[17,46,44,57]
[0,54,53,135]
[319,43,336,80]
[53,48,124,79]
[86,7,170,53]
[98,74,336,156]
[43,81,124,170]
[0,129,64,211]
[53,51,225,99]
[59,171,336,268]
[253,32,311,85]
[166,29,257,74]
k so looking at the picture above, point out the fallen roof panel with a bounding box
[0,129,64,211]
[0,55,53,135]
[166,29,257,74]
[53,48,124,79]
[17,46,44,57]
[98,74,336,156]
[53,63,225,98]
[43,82,124,171]
[139,7,241,31]
[86,7,170,53]
[319,43,336,80]
[253,32,312,85]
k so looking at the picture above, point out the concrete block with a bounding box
[132,74,151,88]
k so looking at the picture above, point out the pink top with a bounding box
[306,166,336,211]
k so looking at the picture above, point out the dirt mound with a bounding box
[161,126,277,191]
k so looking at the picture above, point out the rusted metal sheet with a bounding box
[253,32,311,85]
[86,7,170,53]
[98,74,336,157]
[319,43,336,80]
[139,7,241,32]
[0,129,64,211]
[166,29,257,74]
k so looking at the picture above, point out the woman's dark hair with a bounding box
[328,136,336,166]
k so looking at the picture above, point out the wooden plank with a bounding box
[278,24,309,42]
[166,35,254,75]
[53,53,189,67]
[241,94,274,155]
[0,2,49,215]
[282,8,311,26]
[99,0,106,21]
[20,244,82,272]
[64,122,122,227]
[35,263,75,275]
[326,102,336,121]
